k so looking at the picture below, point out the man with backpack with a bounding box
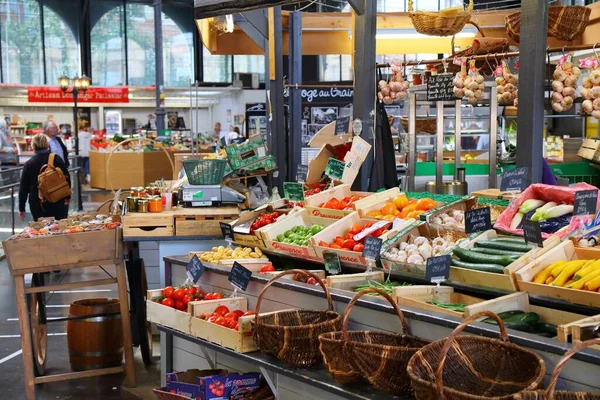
[19,133,71,221]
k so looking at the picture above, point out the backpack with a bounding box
[38,153,72,203]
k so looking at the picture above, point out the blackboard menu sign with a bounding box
[296,164,309,183]
[335,116,351,136]
[283,182,305,201]
[427,74,457,102]
[465,207,491,234]
[574,190,598,216]
[229,262,252,291]
[362,236,383,260]
[425,255,451,282]
[325,158,345,180]
[501,167,529,192]
[323,251,341,275]
[523,219,543,248]
[186,254,206,284]
[220,222,234,241]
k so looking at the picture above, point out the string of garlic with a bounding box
[377,61,409,105]
[495,60,518,105]
[551,55,580,113]
[581,66,600,119]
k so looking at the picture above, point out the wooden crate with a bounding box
[515,240,600,308]
[422,197,478,232]
[578,138,600,161]
[188,251,270,273]
[123,212,174,237]
[353,187,401,218]
[189,297,257,353]
[4,228,122,274]
[304,184,373,224]
[174,207,240,237]
[471,189,519,200]
[570,314,600,348]
[146,288,193,334]
[326,271,384,291]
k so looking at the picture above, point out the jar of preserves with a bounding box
[126,197,137,213]
[137,199,149,213]
[148,196,163,213]
[145,187,155,197]
[137,187,147,198]
[130,187,141,197]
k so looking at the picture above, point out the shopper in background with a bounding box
[19,133,71,221]
[44,119,70,168]
[213,122,223,143]
[0,119,17,165]
[229,126,241,144]
[78,126,92,184]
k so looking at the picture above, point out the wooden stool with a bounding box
[4,229,135,400]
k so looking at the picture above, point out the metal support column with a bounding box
[435,101,444,193]
[516,0,548,184]
[352,0,377,191]
[454,99,461,175]
[407,92,417,192]
[288,12,302,182]
[269,7,285,190]
[489,85,498,189]
[154,0,166,133]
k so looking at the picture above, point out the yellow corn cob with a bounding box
[553,260,590,287]
[545,276,555,285]
[585,274,600,291]
[574,260,600,281]
[551,261,571,278]
[568,268,600,290]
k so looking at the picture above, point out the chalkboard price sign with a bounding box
[283,182,305,201]
[325,158,345,180]
[523,219,544,248]
[186,254,206,284]
[229,262,252,291]
[425,254,451,282]
[323,251,341,275]
[220,222,234,241]
[465,207,491,234]
[362,236,383,260]
[296,164,309,183]
[500,167,529,192]
[335,116,351,136]
[427,74,457,102]
[574,190,598,216]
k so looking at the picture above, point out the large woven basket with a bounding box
[408,0,473,37]
[253,269,342,368]
[407,311,546,400]
[401,117,437,134]
[516,339,600,400]
[320,287,430,395]
[506,6,590,43]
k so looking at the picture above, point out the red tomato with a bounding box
[208,315,218,323]
[349,223,362,235]
[260,264,276,273]
[342,239,357,250]
[353,243,365,252]
[318,240,329,248]
[175,300,185,311]
[204,293,214,300]
[163,286,174,298]
[232,310,245,318]
[339,200,350,209]
[182,294,192,307]
[224,312,240,322]
[329,243,342,249]
[345,232,354,240]
[350,195,362,203]
[173,288,185,300]
[161,298,175,308]
[306,277,318,285]
[314,188,321,194]
[212,293,224,299]
[363,221,375,229]
[242,311,255,317]
[334,236,344,246]
[214,305,230,316]
[232,323,239,331]
[214,317,226,326]
[185,286,197,296]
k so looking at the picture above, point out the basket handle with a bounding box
[451,21,485,56]
[254,269,333,324]
[546,339,600,399]
[434,311,508,395]
[341,287,410,342]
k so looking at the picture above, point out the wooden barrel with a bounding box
[67,298,123,371]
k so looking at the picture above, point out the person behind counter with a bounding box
[19,133,71,222]
[44,119,70,168]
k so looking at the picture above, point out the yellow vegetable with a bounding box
[574,260,600,281]
[545,276,554,285]
[534,262,560,284]
[550,261,569,278]
[585,274,600,291]
[568,268,600,290]
[553,260,590,287]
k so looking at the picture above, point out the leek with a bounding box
[519,199,546,214]
[543,204,574,220]
[510,212,524,229]
[531,202,558,221]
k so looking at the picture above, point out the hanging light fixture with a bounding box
[225,14,234,33]
[58,74,70,92]
[79,73,91,92]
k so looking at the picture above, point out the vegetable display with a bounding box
[199,246,265,263]
[382,233,460,265]
[365,194,436,220]
[377,63,409,105]
[10,214,120,240]
[151,285,221,311]
[453,60,484,105]
[429,298,467,312]
[304,188,322,197]
[318,221,389,252]
[451,238,532,273]
[482,310,558,337]
[317,195,364,211]
[274,224,324,247]
[250,211,282,234]
[581,68,600,118]
[509,199,573,234]
[532,259,600,291]
[197,305,255,331]
[431,205,504,229]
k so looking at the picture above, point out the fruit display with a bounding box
[481,310,558,337]
[317,195,364,211]
[274,224,324,246]
[318,221,389,252]
[365,194,436,221]
[430,204,504,229]
[453,60,484,105]
[10,214,120,240]
[383,233,460,265]
[283,199,304,208]
[509,199,573,234]
[199,246,265,263]
[151,285,216,311]
[377,62,409,105]
[532,259,600,292]
[451,238,532,273]
[304,187,322,197]
[249,211,282,234]
[196,305,255,331]
[551,56,580,112]
[581,67,600,118]
[495,60,519,105]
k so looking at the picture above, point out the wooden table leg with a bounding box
[115,262,136,387]
[15,275,35,400]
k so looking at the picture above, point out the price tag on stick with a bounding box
[523,219,544,248]
[229,261,252,293]
[500,167,529,192]
[574,190,598,216]
[296,164,309,183]
[186,255,206,284]
[425,255,451,282]
[465,207,491,234]
[362,236,383,260]
[323,251,341,275]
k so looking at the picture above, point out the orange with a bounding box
[401,203,417,214]
[382,214,396,221]
[407,198,417,205]
[381,202,396,216]
[393,194,409,210]
[406,210,425,219]
[366,210,383,218]
[416,198,437,211]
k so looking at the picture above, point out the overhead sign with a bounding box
[27,87,130,104]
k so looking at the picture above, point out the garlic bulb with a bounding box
[582,99,594,114]
[495,60,518,105]
[377,64,409,104]
[552,60,578,112]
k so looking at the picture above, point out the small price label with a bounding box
[523,219,544,248]
[500,167,529,192]
[283,182,305,202]
[323,251,341,275]
[574,190,598,216]
[296,164,309,183]
[220,222,234,241]
[325,158,345,181]
[362,236,383,260]
[186,254,206,284]
[465,207,491,234]
[335,116,351,136]
[425,255,451,282]
[228,262,252,291]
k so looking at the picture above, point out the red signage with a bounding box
[27,87,129,104]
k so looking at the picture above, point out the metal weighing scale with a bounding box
[181,184,245,207]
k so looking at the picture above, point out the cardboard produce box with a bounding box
[303,183,373,224]
[225,135,275,171]
[306,136,371,185]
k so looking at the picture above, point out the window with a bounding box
[319,55,353,81]
[162,7,193,87]
[126,3,155,86]
[203,45,231,83]
[43,3,79,85]
[91,1,125,86]
[234,55,265,82]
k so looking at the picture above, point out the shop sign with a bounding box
[465,207,491,234]
[299,87,354,103]
[27,86,130,103]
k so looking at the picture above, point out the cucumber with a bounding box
[504,312,540,325]
[533,322,558,336]
[489,238,528,243]
[468,247,527,257]
[482,310,524,324]
[451,259,504,274]
[475,240,533,253]
[536,332,556,338]
[452,247,516,267]
[503,321,536,333]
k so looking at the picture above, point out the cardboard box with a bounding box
[165,369,261,400]
[225,135,272,170]
[303,184,373,224]
[306,136,372,186]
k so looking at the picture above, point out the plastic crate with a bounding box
[551,162,600,186]
[182,159,227,185]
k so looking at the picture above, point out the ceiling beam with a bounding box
[346,0,364,15]
[236,10,268,50]
[194,0,304,20]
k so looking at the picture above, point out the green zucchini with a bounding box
[504,312,540,325]
[533,322,558,336]
[489,238,528,243]
[452,247,516,267]
[482,310,524,324]
[503,321,535,333]
[468,247,527,257]
[536,332,556,338]
[451,259,504,274]
[475,240,533,253]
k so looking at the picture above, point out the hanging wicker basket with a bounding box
[408,0,473,37]
[505,6,591,43]
[516,338,600,400]
[407,311,546,400]
[252,270,342,368]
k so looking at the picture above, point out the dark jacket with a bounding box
[19,150,71,220]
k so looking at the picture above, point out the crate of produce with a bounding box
[423,197,506,233]
[230,208,288,248]
[146,285,202,333]
[174,206,240,237]
[381,222,469,280]
[515,240,600,307]
[189,246,269,272]
[568,314,600,348]
[189,297,258,353]
[325,271,385,291]
[182,158,227,185]
[262,269,326,282]
[123,212,174,238]
[355,188,438,222]
[259,208,333,261]
[303,184,371,223]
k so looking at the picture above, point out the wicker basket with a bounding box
[516,339,600,400]
[253,270,342,368]
[320,287,430,395]
[506,6,590,43]
[401,117,437,134]
[408,0,473,37]
[407,311,546,400]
